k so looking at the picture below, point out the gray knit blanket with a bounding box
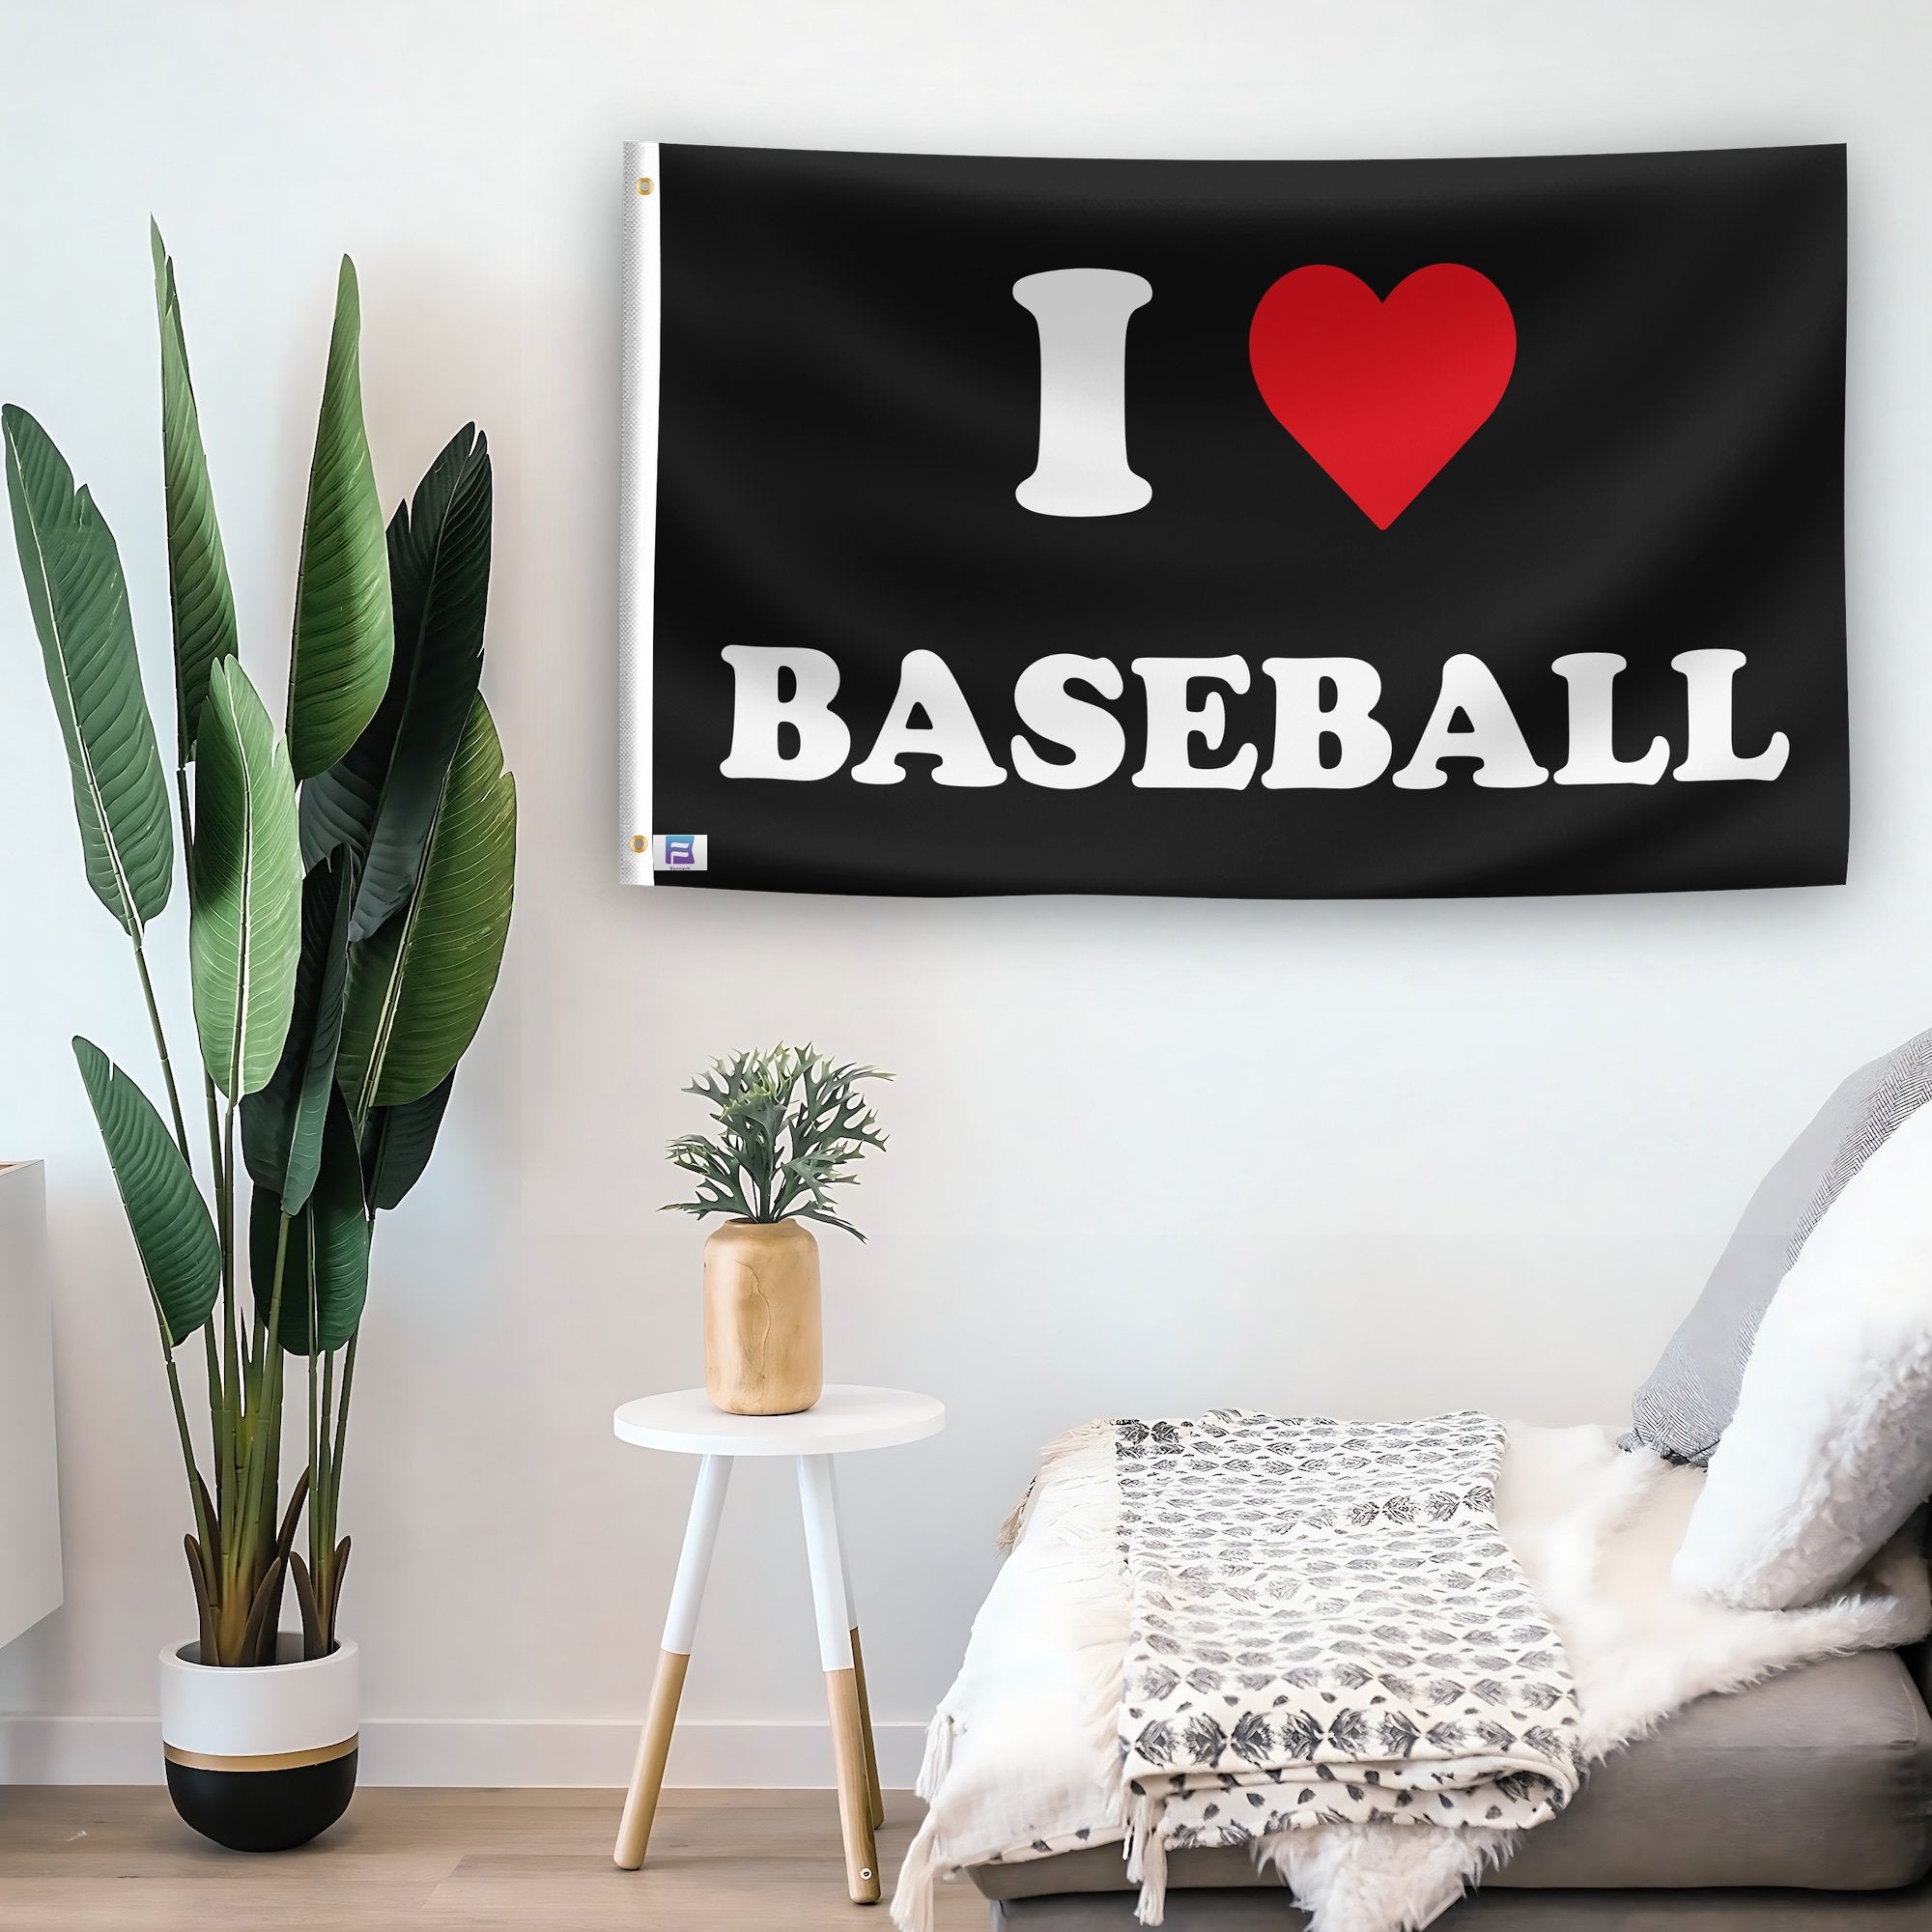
[1114,1411,1584,1906]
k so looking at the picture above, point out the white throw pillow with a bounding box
[1673,1097,1932,1610]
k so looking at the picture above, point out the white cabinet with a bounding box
[0,1162,61,1648]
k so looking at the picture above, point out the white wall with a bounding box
[3,0,1930,1786]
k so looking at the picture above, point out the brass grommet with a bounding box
[631,835,647,853]
[637,176,653,196]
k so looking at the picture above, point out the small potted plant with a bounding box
[4,229,514,1851]
[666,1046,889,1415]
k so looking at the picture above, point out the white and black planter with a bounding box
[159,1635,358,1852]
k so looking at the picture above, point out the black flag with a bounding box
[620,141,1845,898]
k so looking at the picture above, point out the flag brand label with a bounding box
[619,141,1847,898]
[651,834,707,872]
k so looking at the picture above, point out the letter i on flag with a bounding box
[621,142,1845,898]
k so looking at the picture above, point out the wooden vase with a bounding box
[702,1218,823,1415]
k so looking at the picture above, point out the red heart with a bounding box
[1248,265,1516,529]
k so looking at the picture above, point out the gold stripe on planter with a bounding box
[163,1735,358,1774]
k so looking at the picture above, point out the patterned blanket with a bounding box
[1113,1411,1583,1913]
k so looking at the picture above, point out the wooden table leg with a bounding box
[614,1454,732,1869]
[825,1662,879,1899]
[798,1454,880,1903]
[848,1625,885,1831]
[827,1462,885,1830]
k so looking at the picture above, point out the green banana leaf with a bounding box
[338,695,515,1115]
[190,658,302,1098]
[73,1037,220,1348]
[4,405,174,936]
[250,1087,369,1355]
[151,223,238,764]
[242,848,354,1213]
[360,1069,455,1212]
[287,258,392,781]
[300,425,490,940]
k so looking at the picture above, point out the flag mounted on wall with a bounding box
[619,141,1846,898]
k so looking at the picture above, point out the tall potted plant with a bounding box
[3,227,515,1851]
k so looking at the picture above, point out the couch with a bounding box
[967,1647,1932,1927]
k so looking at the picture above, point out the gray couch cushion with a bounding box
[1626,1027,1932,1465]
[989,1878,1932,1927]
[969,1650,1932,1899]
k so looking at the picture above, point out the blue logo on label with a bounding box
[664,835,697,867]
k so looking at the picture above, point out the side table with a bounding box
[611,1383,946,1903]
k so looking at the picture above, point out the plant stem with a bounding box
[200,1074,226,1514]
[202,1321,225,1524]
[217,1212,288,1662]
[220,1095,239,1404]
[320,1335,355,1651]
[324,1335,355,1646]
[314,1346,336,1563]
[307,1333,321,1545]
[329,1335,355,1527]
[162,1350,213,1564]
[218,1097,242,1605]
[130,938,190,1166]
[128,766,222,1639]
[240,1215,290,1587]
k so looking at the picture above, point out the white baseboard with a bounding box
[0,1715,928,1788]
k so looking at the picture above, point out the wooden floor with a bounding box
[0,1787,986,1931]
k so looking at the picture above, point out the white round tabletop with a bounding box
[612,1383,945,1458]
